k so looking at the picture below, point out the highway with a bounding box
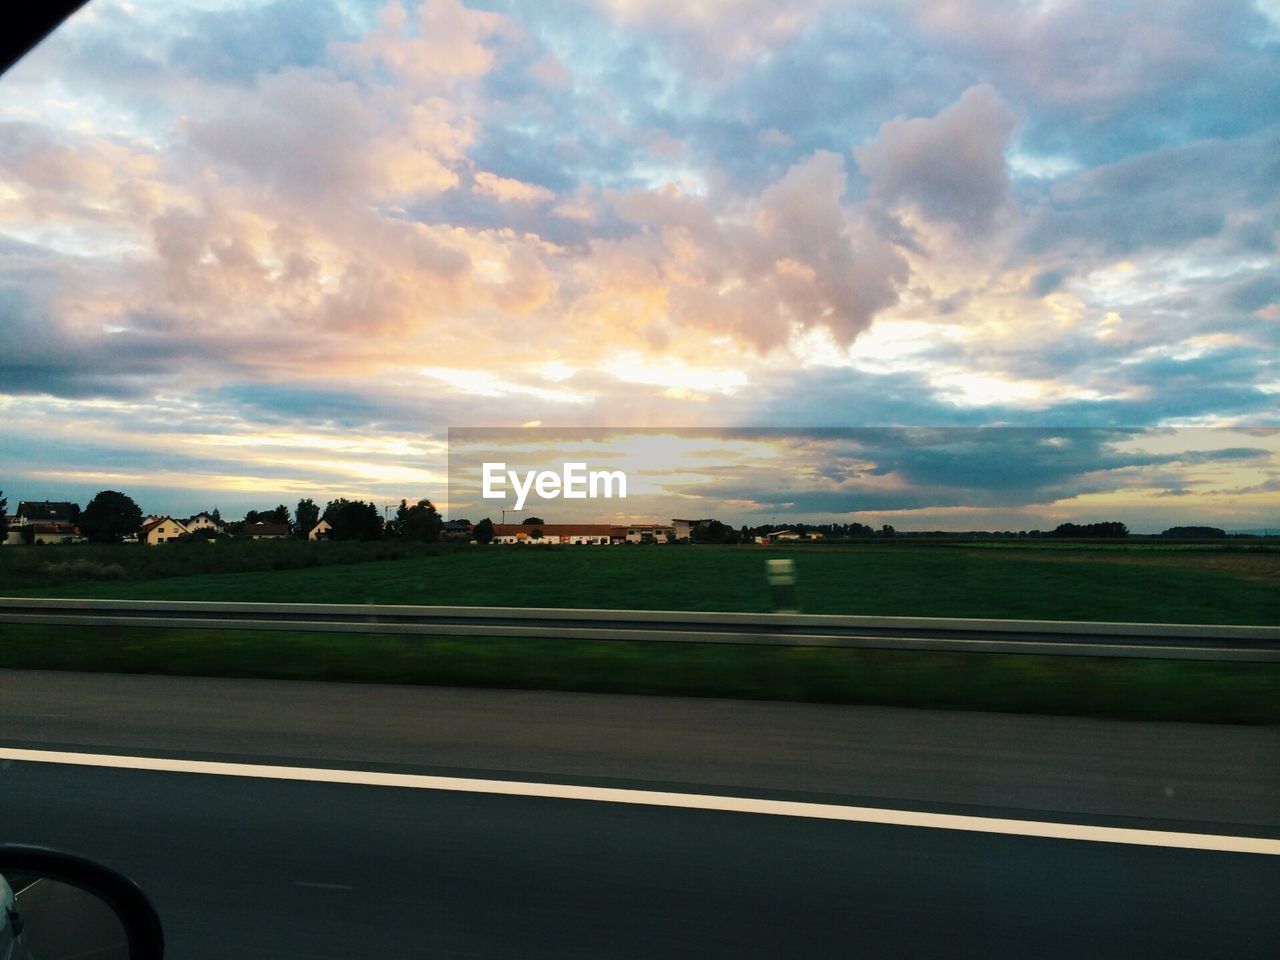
[1,669,1278,958]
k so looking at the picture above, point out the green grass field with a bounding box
[3,541,1276,722]
[2,624,1276,724]
[2,540,1277,624]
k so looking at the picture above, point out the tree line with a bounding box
[233,497,451,543]
[0,490,455,544]
[0,488,1260,544]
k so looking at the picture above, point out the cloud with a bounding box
[0,0,1277,520]
[167,0,354,85]
[905,0,1241,108]
[855,84,1018,232]
[472,170,555,204]
[1226,273,1280,313]
[186,69,470,203]
[584,0,833,78]
[335,0,519,89]
[584,150,908,350]
[1021,131,1280,260]
[757,150,910,341]
[678,428,1277,517]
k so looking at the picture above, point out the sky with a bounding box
[0,0,1278,529]
[445,427,1280,531]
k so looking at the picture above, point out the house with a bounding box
[672,518,714,541]
[242,521,290,540]
[488,522,674,544]
[6,521,79,545]
[4,501,80,544]
[768,530,801,542]
[140,516,189,545]
[183,512,224,535]
[8,501,78,529]
[440,520,474,540]
[617,523,675,543]
[308,519,332,541]
[491,523,615,545]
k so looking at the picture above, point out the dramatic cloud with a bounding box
[444,427,1280,530]
[0,0,1276,520]
[855,84,1018,231]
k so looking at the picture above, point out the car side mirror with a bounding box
[0,846,163,960]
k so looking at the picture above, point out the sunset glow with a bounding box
[1,1,1277,527]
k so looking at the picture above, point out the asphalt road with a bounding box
[1,669,1278,958]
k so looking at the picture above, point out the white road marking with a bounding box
[2,747,1277,857]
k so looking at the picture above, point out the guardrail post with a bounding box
[766,558,798,613]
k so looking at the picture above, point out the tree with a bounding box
[521,516,544,526]
[881,524,896,538]
[691,519,731,543]
[244,505,291,529]
[474,517,495,544]
[80,490,142,543]
[296,498,320,539]
[322,498,384,541]
[0,490,7,535]
[1050,521,1128,539]
[395,498,442,542]
[529,527,544,540]
[391,499,409,537]
[1161,526,1225,539]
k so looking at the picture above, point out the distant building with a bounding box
[439,520,475,542]
[308,519,332,541]
[488,522,676,544]
[619,523,675,543]
[768,530,801,542]
[5,521,80,545]
[11,501,78,526]
[491,523,614,545]
[140,517,189,546]
[242,521,290,540]
[672,518,714,541]
[183,512,224,535]
[4,501,80,545]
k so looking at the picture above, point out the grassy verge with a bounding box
[5,542,1279,624]
[2,624,1276,724]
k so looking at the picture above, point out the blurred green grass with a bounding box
[3,542,1275,721]
[2,541,1277,625]
[2,623,1276,724]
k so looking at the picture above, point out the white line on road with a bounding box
[3,747,1277,857]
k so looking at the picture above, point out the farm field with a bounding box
[3,541,1277,722]
[1,540,1277,625]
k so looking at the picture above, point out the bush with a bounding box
[0,539,459,589]
[42,559,128,581]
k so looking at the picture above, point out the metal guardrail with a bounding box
[1,597,1277,661]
